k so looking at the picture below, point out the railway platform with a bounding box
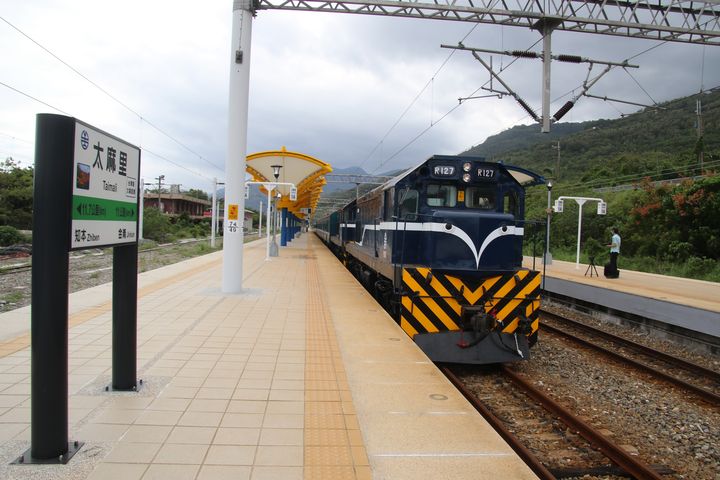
[0,235,537,480]
[526,256,720,344]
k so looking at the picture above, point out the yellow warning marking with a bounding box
[502,317,519,333]
[491,272,523,310]
[401,295,439,333]
[400,316,419,338]
[497,271,540,320]
[402,270,455,331]
[416,269,461,317]
[447,274,503,305]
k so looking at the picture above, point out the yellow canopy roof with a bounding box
[246,147,332,218]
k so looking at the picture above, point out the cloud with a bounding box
[1,1,718,191]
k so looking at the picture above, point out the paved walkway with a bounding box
[0,235,537,480]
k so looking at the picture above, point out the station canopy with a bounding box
[246,147,332,218]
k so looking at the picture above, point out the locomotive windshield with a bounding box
[426,184,457,207]
[398,188,419,220]
[465,186,496,210]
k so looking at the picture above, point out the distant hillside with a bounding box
[462,122,588,159]
[461,88,720,183]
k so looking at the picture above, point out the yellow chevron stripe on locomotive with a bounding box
[399,267,541,340]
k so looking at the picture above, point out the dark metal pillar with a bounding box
[112,243,138,390]
[280,208,288,246]
[30,114,73,460]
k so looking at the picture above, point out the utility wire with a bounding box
[143,148,214,182]
[0,15,224,173]
[0,80,70,116]
[0,80,214,182]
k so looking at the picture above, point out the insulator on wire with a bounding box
[553,101,575,121]
[512,50,538,58]
[557,54,582,63]
[515,97,539,122]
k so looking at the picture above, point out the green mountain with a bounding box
[461,87,720,186]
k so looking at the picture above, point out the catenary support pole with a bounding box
[222,0,253,293]
[541,26,552,133]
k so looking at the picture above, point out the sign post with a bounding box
[18,114,140,465]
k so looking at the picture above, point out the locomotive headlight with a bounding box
[462,162,472,172]
[462,173,471,182]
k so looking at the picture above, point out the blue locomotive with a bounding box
[314,155,544,364]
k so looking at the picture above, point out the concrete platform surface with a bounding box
[0,235,537,480]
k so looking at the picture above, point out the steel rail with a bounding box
[500,365,666,480]
[541,310,720,383]
[541,319,720,406]
[441,367,557,480]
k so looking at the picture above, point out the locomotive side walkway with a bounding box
[0,235,537,480]
[525,257,720,341]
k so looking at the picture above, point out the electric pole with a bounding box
[696,98,704,174]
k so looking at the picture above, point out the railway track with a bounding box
[443,366,672,480]
[540,310,720,407]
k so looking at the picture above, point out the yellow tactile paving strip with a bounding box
[0,257,223,359]
[305,251,371,480]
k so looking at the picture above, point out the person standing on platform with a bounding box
[605,228,621,278]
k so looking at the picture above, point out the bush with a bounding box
[143,207,173,243]
[0,226,27,246]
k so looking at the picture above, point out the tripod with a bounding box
[585,256,599,277]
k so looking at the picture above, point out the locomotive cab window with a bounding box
[398,188,419,220]
[426,184,457,207]
[465,187,495,210]
[504,191,519,216]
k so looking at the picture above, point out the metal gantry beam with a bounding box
[255,0,720,46]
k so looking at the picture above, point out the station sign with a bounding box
[71,120,140,250]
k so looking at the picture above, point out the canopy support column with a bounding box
[222,0,253,293]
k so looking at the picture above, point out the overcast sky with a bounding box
[2,0,718,192]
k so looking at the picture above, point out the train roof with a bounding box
[381,155,545,190]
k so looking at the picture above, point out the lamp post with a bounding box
[269,165,282,257]
[545,181,553,266]
[553,195,607,269]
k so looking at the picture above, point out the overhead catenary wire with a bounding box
[371,36,546,173]
[359,23,479,170]
[0,14,224,174]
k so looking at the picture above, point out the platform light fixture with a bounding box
[271,164,282,181]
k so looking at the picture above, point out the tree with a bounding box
[0,157,34,229]
[186,189,209,200]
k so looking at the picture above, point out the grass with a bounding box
[2,292,23,304]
